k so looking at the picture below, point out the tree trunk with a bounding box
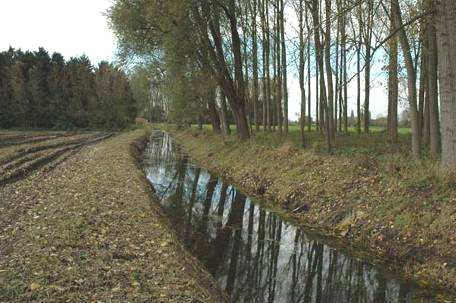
[252,0,260,132]
[428,0,441,158]
[342,1,348,134]
[197,2,250,139]
[316,51,320,131]
[265,0,272,131]
[241,5,252,134]
[335,1,340,133]
[418,23,428,141]
[363,0,373,134]
[325,0,335,143]
[388,0,399,144]
[356,26,362,134]
[359,0,374,134]
[310,0,332,153]
[260,0,268,131]
[280,0,289,135]
[364,48,371,134]
[198,114,203,130]
[298,0,306,146]
[218,88,231,135]
[307,33,312,132]
[227,0,250,139]
[423,90,430,145]
[393,0,421,157]
[233,103,251,140]
[208,96,221,133]
[436,0,456,169]
[274,0,282,133]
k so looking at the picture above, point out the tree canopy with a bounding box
[0,47,137,129]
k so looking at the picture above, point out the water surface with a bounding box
[143,131,442,303]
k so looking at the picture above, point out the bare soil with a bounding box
[0,130,226,302]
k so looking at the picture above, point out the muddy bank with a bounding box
[159,126,456,298]
[0,130,225,302]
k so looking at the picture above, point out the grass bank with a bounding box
[157,124,456,296]
[0,130,226,302]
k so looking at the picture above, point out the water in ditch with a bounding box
[143,131,446,303]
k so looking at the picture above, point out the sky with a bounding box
[0,0,116,64]
[284,6,394,121]
[286,55,393,121]
[0,0,396,121]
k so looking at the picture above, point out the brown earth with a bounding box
[0,130,226,302]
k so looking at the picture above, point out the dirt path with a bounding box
[0,130,225,302]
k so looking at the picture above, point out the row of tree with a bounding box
[0,47,137,129]
[108,0,456,170]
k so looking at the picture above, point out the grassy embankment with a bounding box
[0,129,226,302]
[157,123,456,295]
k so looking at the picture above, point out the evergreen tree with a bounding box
[0,47,137,130]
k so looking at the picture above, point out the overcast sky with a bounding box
[0,0,395,120]
[0,0,116,64]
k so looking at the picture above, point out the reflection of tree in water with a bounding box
[200,175,219,235]
[163,153,187,228]
[226,191,247,295]
[184,166,200,246]
[144,132,435,303]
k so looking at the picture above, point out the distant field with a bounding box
[187,123,413,157]
[191,123,411,135]
[287,124,410,134]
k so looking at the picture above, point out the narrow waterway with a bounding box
[143,131,442,303]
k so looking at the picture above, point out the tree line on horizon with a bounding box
[108,0,456,171]
[0,47,137,130]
